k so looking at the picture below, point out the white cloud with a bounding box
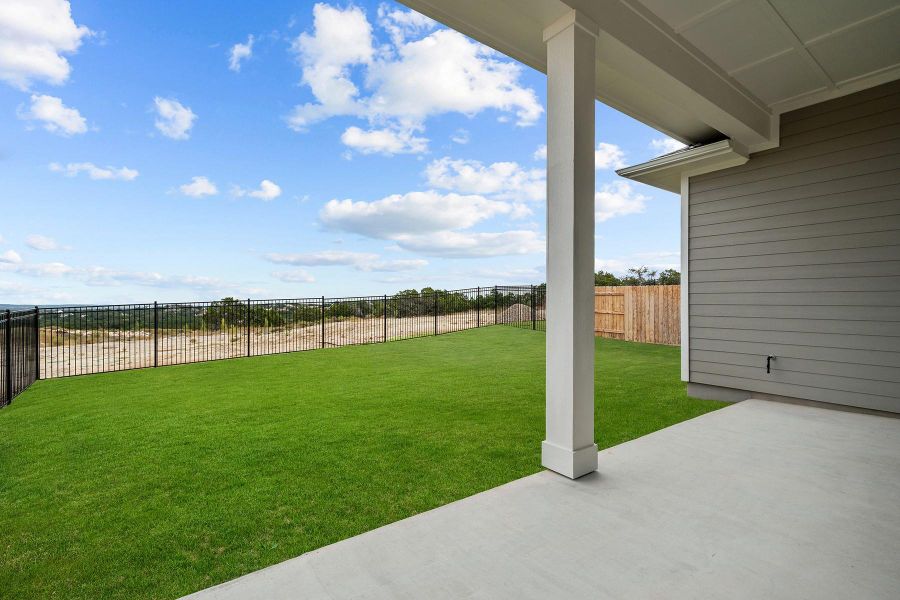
[271,269,316,283]
[318,166,546,258]
[49,161,138,180]
[0,250,22,264]
[0,280,36,294]
[5,256,237,294]
[451,129,469,145]
[376,3,436,46]
[425,157,544,202]
[80,267,227,290]
[320,191,513,239]
[366,29,542,127]
[179,176,218,197]
[595,142,626,170]
[266,250,376,267]
[174,275,224,290]
[233,179,282,200]
[593,258,628,274]
[17,261,73,277]
[509,203,534,219]
[288,3,373,129]
[265,250,427,272]
[39,264,230,290]
[635,250,680,264]
[249,180,281,200]
[228,35,254,72]
[19,94,86,135]
[393,230,544,258]
[287,4,542,151]
[0,0,92,90]
[341,125,427,155]
[595,181,649,222]
[153,97,196,140]
[26,234,65,251]
[367,258,428,272]
[533,144,546,160]
[595,251,679,275]
[649,137,686,155]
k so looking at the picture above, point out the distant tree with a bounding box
[203,297,246,329]
[327,300,364,319]
[658,269,681,285]
[621,266,657,286]
[437,290,469,314]
[391,289,422,317]
[291,303,322,323]
[249,305,284,327]
[594,270,621,286]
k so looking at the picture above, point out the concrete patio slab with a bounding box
[182,399,900,600]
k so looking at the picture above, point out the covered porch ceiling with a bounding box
[398,0,900,153]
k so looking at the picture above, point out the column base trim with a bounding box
[541,440,598,479]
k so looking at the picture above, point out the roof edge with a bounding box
[616,139,749,192]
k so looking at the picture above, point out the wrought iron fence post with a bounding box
[433,292,438,336]
[34,306,40,380]
[246,299,251,357]
[383,295,387,342]
[476,286,480,327]
[493,286,498,325]
[531,285,536,330]
[320,296,325,349]
[153,301,158,367]
[4,310,11,405]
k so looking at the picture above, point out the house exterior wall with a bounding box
[687,80,900,413]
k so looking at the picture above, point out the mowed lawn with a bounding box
[0,326,726,599]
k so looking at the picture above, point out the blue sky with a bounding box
[0,0,683,305]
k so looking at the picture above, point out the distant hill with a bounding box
[0,304,79,311]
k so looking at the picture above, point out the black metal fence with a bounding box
[32,284,545,383]
[1,308,40,407]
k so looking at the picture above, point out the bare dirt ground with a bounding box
[40,307,546,378]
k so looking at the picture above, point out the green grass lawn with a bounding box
[0,327,726,599]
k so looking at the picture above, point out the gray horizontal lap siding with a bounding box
[688,80,900,413]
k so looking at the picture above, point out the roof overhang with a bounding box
[399,0,900,155]
[615,140,749,193]
[399,0,776,150]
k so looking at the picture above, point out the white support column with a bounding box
[541,11,599,480]
[680,173,690,382]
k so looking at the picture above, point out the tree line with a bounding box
[40,286,547,332]
[594,266,680,286]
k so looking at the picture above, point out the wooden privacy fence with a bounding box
[594,285,680,345]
